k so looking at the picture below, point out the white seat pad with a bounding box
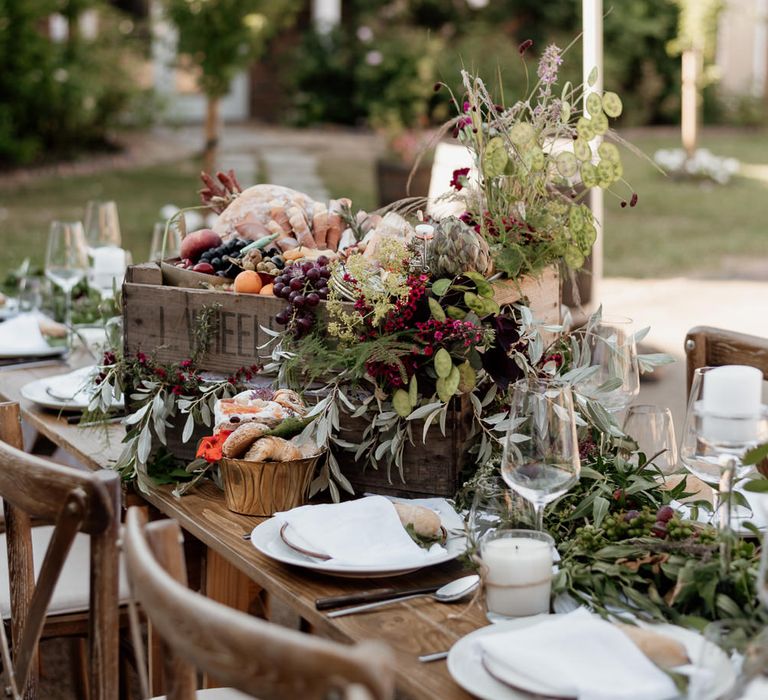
[152,689,253,699]
[1,524,130,618]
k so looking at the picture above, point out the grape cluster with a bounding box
[273,257,331,337]
[198,238,250,278]
[603,505,696,542]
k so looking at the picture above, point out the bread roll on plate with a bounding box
[393,503,442,541]
[616,624,690,669]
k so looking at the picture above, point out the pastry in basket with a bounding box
[214,389,305,431]
[243,436,303,462]
[221,422,271,459]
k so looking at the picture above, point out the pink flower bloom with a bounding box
[450,167,471,191]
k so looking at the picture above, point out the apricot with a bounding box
[234,270,262,294]
[259,283,274,296]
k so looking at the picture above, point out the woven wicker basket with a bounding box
[219,451,322,516]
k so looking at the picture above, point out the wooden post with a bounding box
[681,48,701,158]
[583,0,604,303]
[203,95,220,174]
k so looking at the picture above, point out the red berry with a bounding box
[624,510,640,522]
[651,521,668,538]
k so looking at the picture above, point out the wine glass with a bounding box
[84,200,121,248]
[45,221,89,348]
[575,316,640,414]
[501,378,581,531]
[149,221,183,261]
[468,475,532,548]
[622,404,678,476]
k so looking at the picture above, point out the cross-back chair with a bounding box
[685,326,768,393]
[123,507,396,700]
[0,401,121,700]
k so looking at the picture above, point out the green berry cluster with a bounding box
[602,505,698,542]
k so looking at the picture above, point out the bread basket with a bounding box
[219,450,324,516]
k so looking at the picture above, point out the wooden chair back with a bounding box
[0,402,121,700]
[685,326,768,393]
[123,507,396,700]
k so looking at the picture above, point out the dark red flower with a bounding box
[518,39,534,55]
[450,167,471,191]
[630,193,639,207]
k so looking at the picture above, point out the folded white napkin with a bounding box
[740,677,768,700]
[478,609,678,700]
[274,495,446,566]
[378,494,464,532]
[44,366,97,403]
[0,313,51,354]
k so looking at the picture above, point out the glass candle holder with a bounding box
[481,528,554,622]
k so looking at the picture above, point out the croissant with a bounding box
[244,436,303,462]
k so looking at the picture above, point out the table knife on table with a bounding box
[315,584,442,611]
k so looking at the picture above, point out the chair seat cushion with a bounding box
[1,524,130,618]
[151,689,253,699]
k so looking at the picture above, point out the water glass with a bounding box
[622,404,678,476]
[468,475,531,548]
[481,529,554,622]
[84,200,122,248]
[501,378,580,531]
[149,221,183,261]
[575,316,640,413]
[45,221,89,348]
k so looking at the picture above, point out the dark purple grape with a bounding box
[279,286,292,299]
[273,282,285,296]
[316,277,328,289]
[317,288,328,300]
[319,267,331,279]
[293,295,306,308]
[288,290,300,303]
[297,316,313,331]
[211,257,222,268]
[306,292,320,307]
[316,255,329,266]
[289,277,303,291]
[306,267,320,282]
[302,261,314,273]
[274,275,285,285]
[624,510,640,522]
[656,505,674,523]
[275,310,290,325]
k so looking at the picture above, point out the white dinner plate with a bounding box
[250,515,466,579]
[0,344,66,360]
[447,615,735,700]
[21,367,122,412]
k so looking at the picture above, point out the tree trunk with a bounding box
[203,95,220,173]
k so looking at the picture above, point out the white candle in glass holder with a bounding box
[91,245,126,293]
[482,534,553,619]
[701,365,762,444]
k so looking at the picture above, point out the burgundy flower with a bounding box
[518,39,534,55]
[450,167,471,191]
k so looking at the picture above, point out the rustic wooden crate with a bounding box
[122,262,561,496]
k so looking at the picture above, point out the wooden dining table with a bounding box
[0,361,484,700]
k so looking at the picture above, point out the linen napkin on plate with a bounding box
[478,609,678,700]
[273,495,446,566]
[44,366,97,404]
[0,313,52,355]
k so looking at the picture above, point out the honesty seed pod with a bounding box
[392,389,412,418]
[434,348,453,378]
[458,361,477,394]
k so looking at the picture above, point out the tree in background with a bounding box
[0,0,141,167]
[166,0,300,172]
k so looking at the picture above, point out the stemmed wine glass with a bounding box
[84,200,126,297]
[501,378,581,531]
[45,221,89,349]
[149,221,183,261]
[575,316,640,414]
[622,404,678,476]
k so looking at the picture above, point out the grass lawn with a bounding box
[603,128,768,277]
[0,159,202,280]
[1,128,766,282]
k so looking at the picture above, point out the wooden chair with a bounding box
[123,507,396,700]
[0,401,122,700]
[685,326,768,393]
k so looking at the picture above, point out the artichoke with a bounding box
[426,217,493,277]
